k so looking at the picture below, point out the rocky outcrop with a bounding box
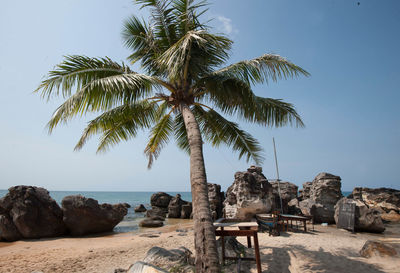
[297,173,342,223]
[334,197,385,233]
[360,240,397,258]
[208,183,224,220]
[168,194,192,219]
[298,182,312,201]
[146,192,172,218]
[270,181,298,213]
[223,166,274,220]
[0,186,66,241]
[134,204,147,213]
[349,187,400,221]
[62,195,128,236]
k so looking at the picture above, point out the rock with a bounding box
[139,219,164,228]
[349,187,400,220]
[142,246,194,272]
[181,203,192,219]
[298,181,312,201]
[381,210,400,222]
[207,183,225,220]
[334,198,385,233]
[287,198,302,215]
[62,195,128,236]
[111,269,127,273]
[360,240,397,258]
[298,173,342,223]
[0,214,22,241]
[223,166,274,220]
[168,194,188,218]
[150,192,172,208]
[127,261,168,273]
[134,204,147,213]
[149,216,165,221]
[146,207,168,218]
[269,181,298,213]
[0,186,66,240]
[216,236,246,261]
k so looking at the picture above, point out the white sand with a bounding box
[0,222,398,273]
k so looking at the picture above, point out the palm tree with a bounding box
[36,0,309,272]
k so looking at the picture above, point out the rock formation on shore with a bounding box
[61,195,129,236]
[0,186,66,241]
[208,183,225,220]
[224,166,274,220]
[270,180,298,213]
[348,187,400,222]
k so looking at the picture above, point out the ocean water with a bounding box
[0,190,192,233]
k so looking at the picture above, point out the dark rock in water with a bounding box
[149,216,165,221]
[270,181,298,213]
[208,183,225,220]
[146,207,168,218]
[349,187,400,221]
[139,219,164,228]
[134,204,147,213]
[0,185,66,241]
[360,240,397,258]
[168,194,187,218]
[62,195,128,236]
[224,166,274,220]
[298,182,312,201]
[181,203,192,219]
[335,197,385,233]
[0,214,22,241]
[151,192,172,208]
[142,246,194,272]
[127,261,168,273]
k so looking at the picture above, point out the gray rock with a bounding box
[269,181,298,213]
[334,197,385,233]
[208,183,225,220]
[127,261,168,273]
[180,203,192,219]
[150,192,172,208]
[360,240,397,258]
[143,246,194,271]
[216,236,246,261]
[145,207,168,218]
[0,214,21,241]
[139,219,163,228]
[0,185,66,241]
[223,166,274,220]
[168,194,188,218]
[134,204,147,213]
[298,182,312,200]
[62,195,128,236]
[349,187,400,216]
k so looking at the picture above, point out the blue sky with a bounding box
[0,0,399,192]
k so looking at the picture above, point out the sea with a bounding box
[0,190,192,233]
[0,190,352,233]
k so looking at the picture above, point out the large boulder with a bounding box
[269,181,298,213]
[146,207,168,219]
[298,173,342,223]
[139,219,164,228]
[151,192,173,208]
[223,166,274,220]
[298,182,312,201]
[360,240,397,258]
[62,195,128,236]
[349,187,400,221]
[208,183,224,220]
[0,186,66,241]
[168,194,188,218]
[334,197,385,233]
[181,203,192,219]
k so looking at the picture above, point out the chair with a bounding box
[255,214,280,236]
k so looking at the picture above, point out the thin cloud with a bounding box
[216,15,238,35]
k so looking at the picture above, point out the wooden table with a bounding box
[214,218,262,273]
[279,214,311,232]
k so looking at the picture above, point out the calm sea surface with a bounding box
[0,190,192,233]
[0,189,351,233]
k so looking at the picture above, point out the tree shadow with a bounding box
[259,244,386,273]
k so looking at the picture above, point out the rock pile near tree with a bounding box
[223,166,274,220]
[348,187,400,222]
[0,186,66,241]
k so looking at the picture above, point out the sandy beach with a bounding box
[0,221,399,273]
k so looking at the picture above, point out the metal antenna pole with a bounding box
[273,137,284,213]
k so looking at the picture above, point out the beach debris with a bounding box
[334,197,385,233]
[134,204,147,213]
[0,186,66,241]
[61,195,129,236]
[360,240,397,258]
[223,166,274,220]
[127,261,168,273]
[139,219,163,228]
[348,187,400,222]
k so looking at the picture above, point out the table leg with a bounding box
[221,227,225,265]
[304,220,307,232]
[253,231,262,273]
[247,236,252,248]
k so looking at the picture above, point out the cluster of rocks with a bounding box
[269,180,298,214]
[0,186,129,241]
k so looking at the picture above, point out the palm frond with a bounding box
[144,111,174,168]
[192,105,264,164]
[74,101,158,152]
[214,54,310,85]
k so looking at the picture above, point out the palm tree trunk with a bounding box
[180,104,220,273]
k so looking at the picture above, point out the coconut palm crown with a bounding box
[36,0,309,272]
